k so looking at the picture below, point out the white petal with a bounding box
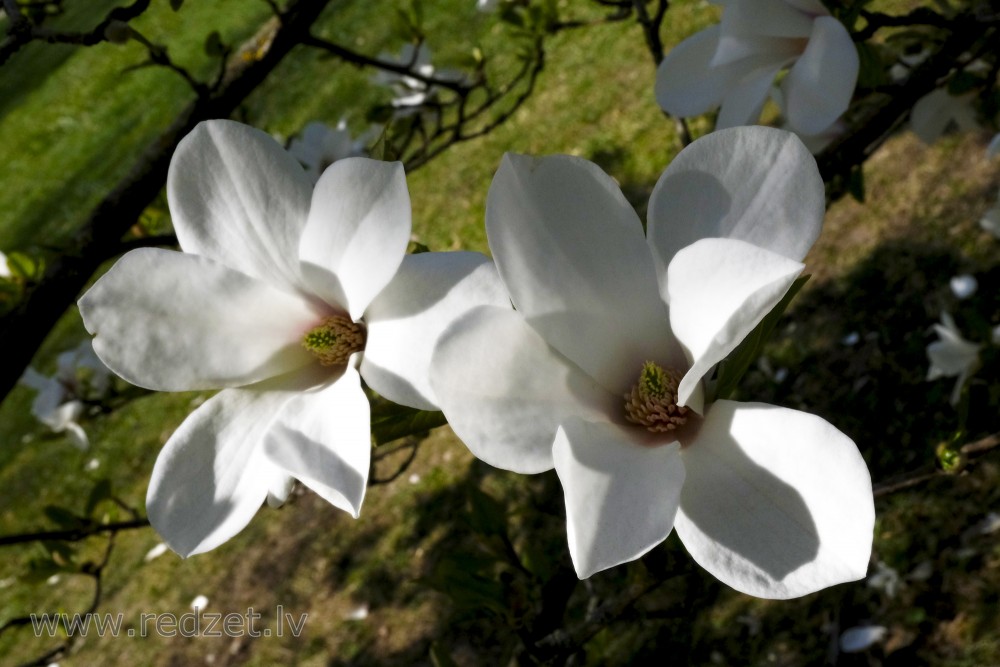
[299,158,411,320]
[362,252,510,410]
[167,120,313,293]
[553,418,685,578]
[647,125,823,276]
[146,370,325,556]
[430,306,617,474]
[263,367,370,517]
[782,16,858,136]
[715,62,786,129]
[987,133,1000,159]
[487,153,681,393]
[64,421,90,451]
[675,400,874,599]
[668,239,803,411]
[716,0,814,47]
[79,249,321,392]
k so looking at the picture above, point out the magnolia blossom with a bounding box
[19,340,111,450]
[432,127,874,598]
[949,274,978,300]
[655,0,858,136]
[910,89,979,144]
[78,120,506,556]
[926,312,981,405]
[373,44,462,117]
[287,120,376,183]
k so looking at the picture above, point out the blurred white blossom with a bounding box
[949,274,978,300]
[0,250,10,279]
[656,0,858,136]
[911,89,978,144]
[987,133,1000,159]
[19,340,111,450]
[926,312,981,405]
[372,43,463,118]
[190,595,209,612]
[287,120,377,183]
[144,542,170,562]
[839,625,888,653]
[867,560,901,598]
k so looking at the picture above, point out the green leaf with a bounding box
[855,42,888,90]
[369,124,399,161]
[370,403,447,445]
[466,484,507,537]
[204,31,225,57]
[714,275,810,400]
[85,479,114,517]
[848,165,865,203]
[43,505,83,529]
[5,251,44,282]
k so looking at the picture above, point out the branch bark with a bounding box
[0,0,332,402]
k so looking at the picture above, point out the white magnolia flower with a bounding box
[373,44,463,117]
[78,120,506,557]
[287,120,376,184]
[926,312,981,405]
[432,126,874,597]
[0,250,11,278]
[910,89,978,144]
[655,0,859,136]
[19,340,109,450]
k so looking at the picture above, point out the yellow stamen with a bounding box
[302,316,365,366]
[624,361,688,433]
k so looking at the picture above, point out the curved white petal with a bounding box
[716,0,814,48]
[430,306,617,474]
[487,153,681,393]
[553,418,685,578]
[656,27,795,119]
[647,125,823,278]
[910,90,978,144]
[167,120,313,293]
[782,16,858,136]
[362,251,510,410]
[675,400,874,599]
[146,370,326,557]
[79,248,321,392]
[668,239,803,411]
[299,158,411,320]
[263,367,370,517]
[715,63,786,129]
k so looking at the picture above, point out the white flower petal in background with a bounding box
[84,458,100,472]
[476,0,499,11]
[287,120,375,184]
[926,312,981,405]
[867,560,901,598]
[0,250,10,278]
[372,43,463,118]
[190,595,209,612]
[656,1,857,136]
[911,89,979,144]
[980,203,1000,239]
[987,133,1000,159]
[839,625,888,653]
[345,604,369,621]
[949,274,978,299]
[144,543,170,562]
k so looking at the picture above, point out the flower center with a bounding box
[302,316,365,366]
[624,361,689,433]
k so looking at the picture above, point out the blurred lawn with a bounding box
[1,0,999,665]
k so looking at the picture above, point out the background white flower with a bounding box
[910,89,979,144]
[372,43,463,117]
[655,0,858,135]
[432,127,874,598]
[926,312,981,405]
[78,120,507,557]
[949,274,978,300]
[287,120,378,184]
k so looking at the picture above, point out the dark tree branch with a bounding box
[0,518,149,546]
[873,433,1000,498]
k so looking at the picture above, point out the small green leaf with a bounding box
[855,42,888,89]
[43,506,83,529]
[368,124,399,161]
[85,479,114,516]
[204,31,225,57]
[370,404,447,445]
[714,275,810,400]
